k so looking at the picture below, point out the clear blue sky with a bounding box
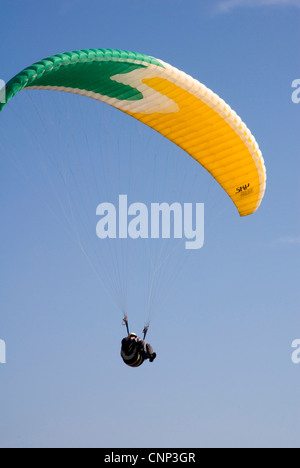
[0,0,299,448]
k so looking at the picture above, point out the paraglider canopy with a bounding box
[0,48,266,217]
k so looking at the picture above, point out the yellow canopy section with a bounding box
[120,61,266,217]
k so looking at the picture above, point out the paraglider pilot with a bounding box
[121,332,157,368]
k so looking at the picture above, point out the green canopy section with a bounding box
[0,48,164,112]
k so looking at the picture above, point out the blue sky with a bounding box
[0,0,299,448]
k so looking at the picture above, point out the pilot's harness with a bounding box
[121,315,150,368]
